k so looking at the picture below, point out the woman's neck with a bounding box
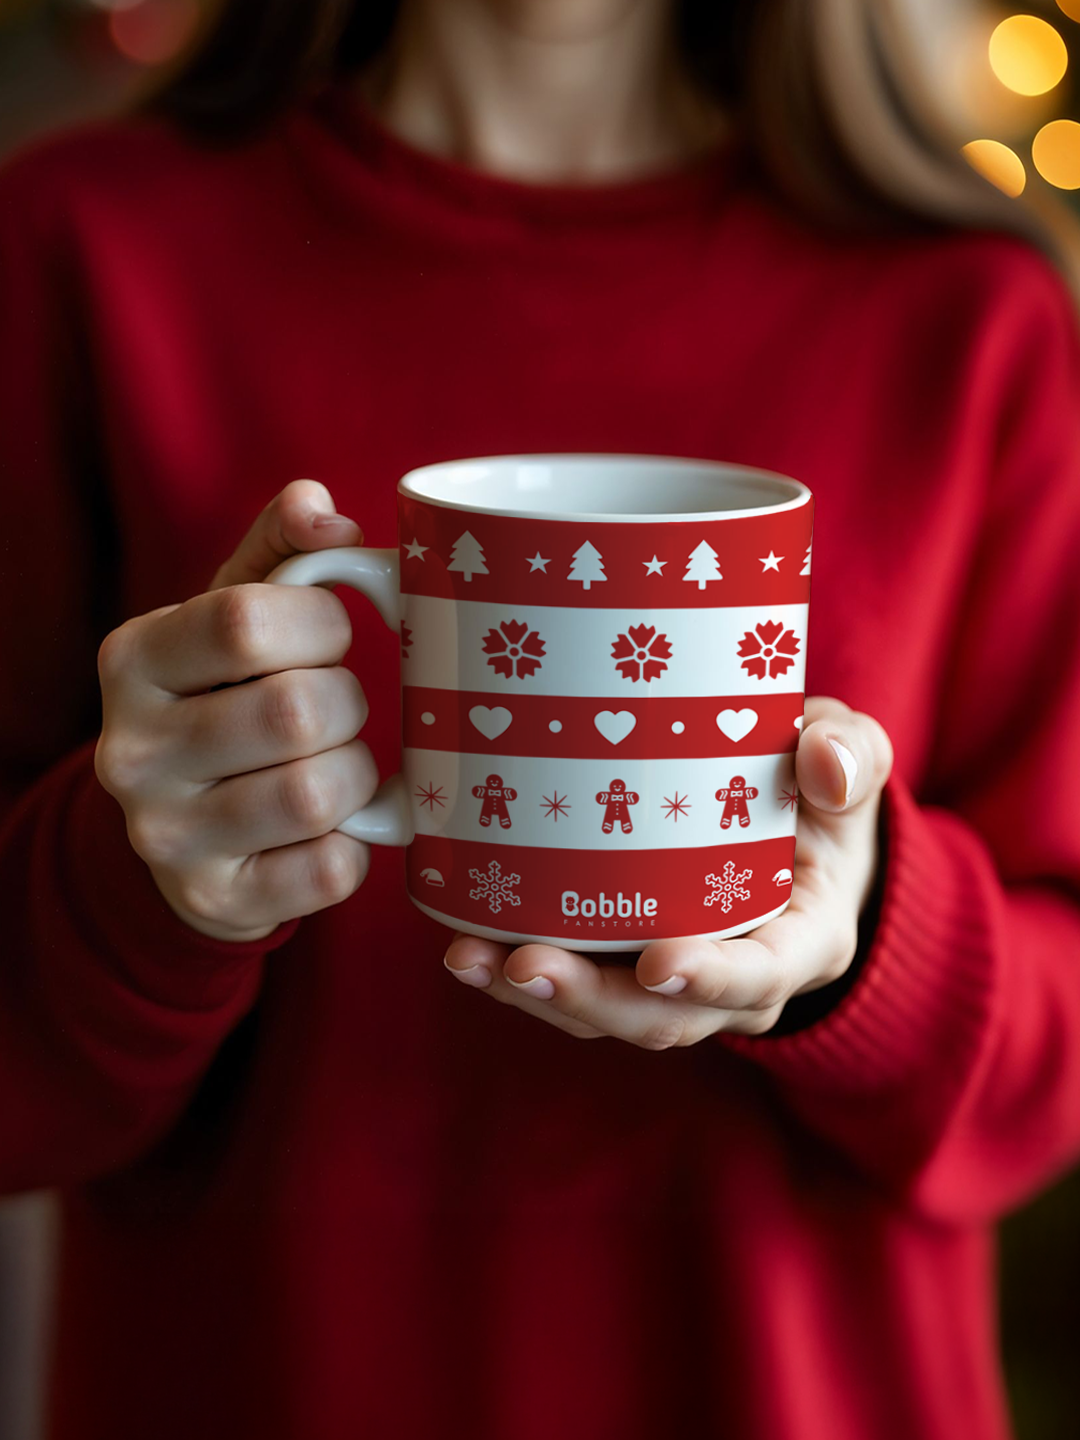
[354,0,728,183]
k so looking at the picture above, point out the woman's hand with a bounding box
[443,698,894,1047]
[95,480,376,942]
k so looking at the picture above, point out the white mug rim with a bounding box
[398,452,811,524]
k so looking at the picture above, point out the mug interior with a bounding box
[399,454,808,521]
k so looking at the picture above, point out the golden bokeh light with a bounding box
[988,15,1068,95]
[1055,0,1080,24]
[1032,119,1080,188]
[961,138,1027,196]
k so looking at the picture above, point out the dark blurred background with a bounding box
[0,1,1078,1437]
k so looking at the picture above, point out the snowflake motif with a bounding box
[468,859,522,914]
[611,624,673,683]
[703,861,753,912]
[778,786,799,811]
[400,623,414,660]
[482,619,546,679]
[737,620,801,680]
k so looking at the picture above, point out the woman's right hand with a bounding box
[94,480,377,942]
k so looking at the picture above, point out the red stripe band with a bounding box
[407,834,796,944]
[398,499,814,610]
[404,688,802,759]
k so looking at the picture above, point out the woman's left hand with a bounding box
[443,697,894,1047]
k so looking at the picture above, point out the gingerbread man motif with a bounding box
[472,774,517,829]
[714,774,758,829]
[595,778,640,835]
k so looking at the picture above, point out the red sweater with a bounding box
[2,85,1080,1440]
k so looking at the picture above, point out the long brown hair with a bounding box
[143,0,1076,286]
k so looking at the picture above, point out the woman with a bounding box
[1,1,1078,1436]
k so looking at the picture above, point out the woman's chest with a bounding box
[96,236,979,787]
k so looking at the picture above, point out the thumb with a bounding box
[794,703,894,816]
[209,479,364,591]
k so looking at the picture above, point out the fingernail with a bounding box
[507,974,556,1000]
[827,738,858,808]
[443,957,492,988]
[643,975,688,996]
[311,511,354,529]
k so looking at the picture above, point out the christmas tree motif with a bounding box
[800,541,812,576]
[568,540,606,590]
[595,778,639,835]
[714,775,758,829]
[471,773,517,830]
[448,530,488,582]
[683,540,722,590]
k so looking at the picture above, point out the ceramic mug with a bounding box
[268,454,813,951]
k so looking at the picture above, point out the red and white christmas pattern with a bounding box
[409,835,795,940]
[405,751,796,851]
[715,776,758,829]
[399,497,812,609]
[595,779,639,834]
[397,491,811,942]
[472,774,517,829]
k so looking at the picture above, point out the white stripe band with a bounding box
[402,596,808,699]
[404,748,798,851]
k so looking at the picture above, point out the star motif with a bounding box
[527,552,551,573]
[662,792,691,822]
[540,791,571,821]
[778,786,799,811]
[643,555,667,576]
[414,781,446,811]
[403,538,428,561]
[758,550,784,572]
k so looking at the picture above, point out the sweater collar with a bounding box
[311,78,746,227]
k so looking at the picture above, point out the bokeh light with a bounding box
[962,137,1028,195]
[1032,117,1080,187]
[108,0,199,66]
[1055,1,1080,25]
[988,14,1068,95]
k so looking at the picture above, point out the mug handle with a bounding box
[266,547,416,848]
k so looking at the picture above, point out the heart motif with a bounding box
[469,705,513,741]
[794,715,805,731]
[716,708,758,743]
[594,710,637,745]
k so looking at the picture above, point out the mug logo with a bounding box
[561,890,658,919]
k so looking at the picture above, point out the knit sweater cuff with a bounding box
[64,744,298,1000]
[719,771,998,1101]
